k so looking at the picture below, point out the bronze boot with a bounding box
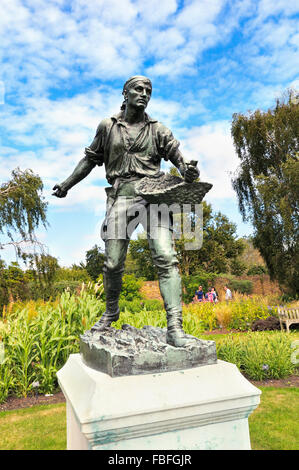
[166,312,196,347]
[91,272,121,332]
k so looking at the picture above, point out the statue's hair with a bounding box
[120,76,152,110]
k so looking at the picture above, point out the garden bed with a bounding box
[1,372,298,413]
[0,391,65,412]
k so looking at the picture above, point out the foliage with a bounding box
[0,290,297,403]
[0,257,96,311]
[182,302,218,332]
[251,316,280,331]
[196,207,246,274]
[216,332,297,380]
[127,236,158,280]
[0,261,31,310]
[118,298,163,313]
[54,265,91,283]
[127,201,246,281]
[120,274,144,301]
[26,254,60,300]
[0,168,48,256]
[239,236,266,270]
[247,264,267,276]
[220,295,274,330]
[229,258,247,276]
[0,291,105,400]
[231,90,299,295]
[228,279,253,295]
[85,245,105,281]
[181,270,218,303]
[113,309,167,330]
[184,293,278,331]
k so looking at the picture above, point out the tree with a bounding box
[239,236,266,270]
[0,261,31,309]
[128,236,158,280]
[0,168,48,257]
[194,207,245,274]
[231,89,299,295]
[127,201,245,280]
[26,253,60,300]
[85,245,105,281]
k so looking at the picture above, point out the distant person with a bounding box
[211,287,218,303]
[205,287,215,303]
[224,286,232,301]
[195,285,204,302]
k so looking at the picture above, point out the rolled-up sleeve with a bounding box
[156,124,187,172]
[84,120,107,166]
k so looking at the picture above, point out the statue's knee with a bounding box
[153,251,178,271]
[104,258,124,275]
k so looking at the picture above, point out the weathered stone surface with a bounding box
[80,324,217,377]
[135,173,212,208]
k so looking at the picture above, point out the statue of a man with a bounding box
[53,76,199,347]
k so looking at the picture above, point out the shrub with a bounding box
[247,265,267,276]
[182,271,217,303]
[182,302,217,332]
[217,332,297,380]
[186,295,276,331]
[120,274,144,301]
[251,316,281,331]
[228,279,253,295]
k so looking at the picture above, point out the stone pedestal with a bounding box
[57,354,261,450]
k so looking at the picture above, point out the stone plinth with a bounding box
[57,354,261,450]
[80,324,217,377]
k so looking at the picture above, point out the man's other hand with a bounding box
[52,184,68,198]
[184,164,200,183]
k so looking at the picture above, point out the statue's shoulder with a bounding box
[96,117,115,132]
[150,119,173,137]
[145,115,169,132]
[94,116,119,138]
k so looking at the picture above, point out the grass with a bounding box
[249,387,299,450]
[0,403,66,450]
[0,387,298,450]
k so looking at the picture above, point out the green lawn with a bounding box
[0,403,66,450]
[249,386,299,450]
[0,386,298,450]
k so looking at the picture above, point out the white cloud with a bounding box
[180,121,238,201]
[257,0,299,18]
[1,0,299,265]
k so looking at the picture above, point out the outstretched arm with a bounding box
[52,156,96,198]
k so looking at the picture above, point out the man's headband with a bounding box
[122,76,152,95]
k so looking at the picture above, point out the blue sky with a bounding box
[1,0,298,267]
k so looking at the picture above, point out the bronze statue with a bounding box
[53,75,200,347]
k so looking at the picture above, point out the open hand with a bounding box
[52,184,68,198]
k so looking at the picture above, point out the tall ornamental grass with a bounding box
[183,293,279,331]
[0,290,297,404]
[216,331,297,380]
[0,290,104,402]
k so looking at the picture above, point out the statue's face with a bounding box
[125,80,152,109]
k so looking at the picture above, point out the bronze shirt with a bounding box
[84,112,186,184]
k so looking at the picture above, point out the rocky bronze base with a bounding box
[80,324,217,377]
